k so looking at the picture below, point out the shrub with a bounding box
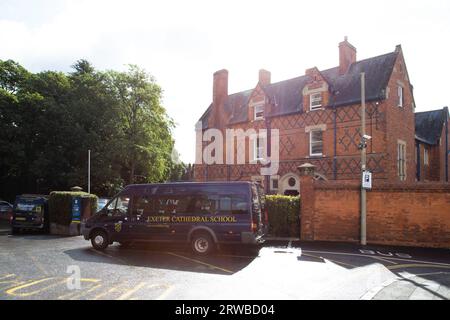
[265,195,300,237]
[49,191,98,226]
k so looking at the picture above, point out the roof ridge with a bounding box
[415,108,447,114]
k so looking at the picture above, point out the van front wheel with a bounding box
[191,233,215,256]
[91,230,109,251]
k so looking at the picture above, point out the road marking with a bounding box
[303,250,450,267]
[370,256,398,265]
[93,283,124,300]
[117,282,148,300]
[387,264,450,271]
[0,274,15,280]
[5,277,66,297]
[166,252,233,274]
[56,278,101,300]
[156,285,173,300]
[303,253,357,268]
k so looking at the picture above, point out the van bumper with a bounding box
[241,232,265,244]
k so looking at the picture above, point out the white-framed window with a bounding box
[310,93,322,110]
[397,86,404,107]
[397,141,406,181]
[424,147,429,165]
[254,104,264,120]
[253,135,266,161]
[309,129,323,156]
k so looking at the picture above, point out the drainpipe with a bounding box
[333,104,337,180]
[416,141,421,181]
[445,107,449,182]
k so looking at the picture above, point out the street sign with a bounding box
[362,171,372,189]
[72,197,81,223]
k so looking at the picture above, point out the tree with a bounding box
[107,65,174,184]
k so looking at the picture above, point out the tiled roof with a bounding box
[200,50,399,126]
[415,107,448,145]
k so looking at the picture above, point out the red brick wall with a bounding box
[300,174,450,248]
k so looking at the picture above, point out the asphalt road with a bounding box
[0,230,449,300]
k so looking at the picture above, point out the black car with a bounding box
[82,182,267,255]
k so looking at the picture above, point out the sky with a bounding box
[1,0,449,163]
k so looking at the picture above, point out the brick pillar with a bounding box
[297,163,316,240]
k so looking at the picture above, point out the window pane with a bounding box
[232,196,249,214]
[310,130,323,154]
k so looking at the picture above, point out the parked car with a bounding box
[11,195,49,234]
[82,181,267,255]
[0,200,13,221]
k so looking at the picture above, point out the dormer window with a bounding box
[254,104,264,120]
[310,93,322,110]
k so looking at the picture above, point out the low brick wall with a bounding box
[299,173,450,248]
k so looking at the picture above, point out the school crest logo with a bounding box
[114,222,122,232]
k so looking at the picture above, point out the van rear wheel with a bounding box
[91,230,109,251]
[191,233,215,256]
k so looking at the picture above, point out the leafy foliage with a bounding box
[48,191,98,226]
[265,195,300,237]
[0,59,176,201]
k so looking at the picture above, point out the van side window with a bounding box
[131,195,153,217]
[232,196,248,214]
[155,195,191,215]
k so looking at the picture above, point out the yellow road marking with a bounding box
[166,252,233,274]
[93,283,123,300]
[0,274,15,280]
[56,278,101,300]
[156,285,173,300]
[6,277,66,297]
[387,263,450,271]
[117,282,148,300]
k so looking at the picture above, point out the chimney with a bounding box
[212,69,228,128]
[213,69,228,107]
[339,36,357,75]
[258,69,271,86]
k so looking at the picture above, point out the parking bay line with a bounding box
[303,250,450,267]
[165,252,234,274]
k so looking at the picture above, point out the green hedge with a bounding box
[265,195,300,237]
[48,191,98,226]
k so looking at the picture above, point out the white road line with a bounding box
[303,250,450,267]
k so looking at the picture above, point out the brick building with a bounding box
[415,107,449,182]
[194,38,448,194]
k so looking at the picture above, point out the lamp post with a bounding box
[360,72,367,246]
[88,150,91,194]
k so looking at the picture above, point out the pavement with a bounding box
[0,231,449,300]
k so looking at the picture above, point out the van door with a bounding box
[103,195,132,242]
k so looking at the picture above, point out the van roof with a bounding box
[124,181,254,190]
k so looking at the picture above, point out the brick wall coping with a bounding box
[313,181,450,193]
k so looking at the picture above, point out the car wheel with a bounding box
[191,233,215,256]
[91,230,109,251]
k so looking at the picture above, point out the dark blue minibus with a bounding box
[11,194,49,234]
[82,182,267,255]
